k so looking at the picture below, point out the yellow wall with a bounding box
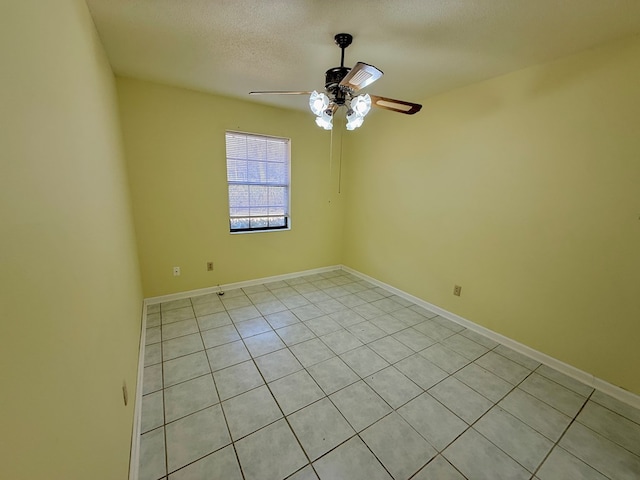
[0,1,143,479]
[117,78,344,297]
[342,35,640,395]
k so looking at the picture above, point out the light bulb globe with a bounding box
[309,91,329,116]
[351,94,372,117]
[315,112,333,130]
[346,111,364,130]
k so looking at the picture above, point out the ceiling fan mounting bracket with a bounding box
[334,33,353,50]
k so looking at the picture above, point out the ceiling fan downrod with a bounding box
[324,33,353,106]
[334,33,352,67]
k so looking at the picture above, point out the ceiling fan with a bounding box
[250,33,422,130]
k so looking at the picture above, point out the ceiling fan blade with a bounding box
[339,62,383,92]
[249,91,312,95]
[369,95,422,115]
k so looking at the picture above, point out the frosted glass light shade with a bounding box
[351,94,372,117]
[315,112,333,130]
[346,110,364,130]
[309,90,330,116]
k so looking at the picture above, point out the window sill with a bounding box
[229,226,291,235]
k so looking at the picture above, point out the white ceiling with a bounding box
[86,0,640,112]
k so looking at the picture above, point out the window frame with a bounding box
[225,130,292,234]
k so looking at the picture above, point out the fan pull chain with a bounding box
[338,127,343,194]
[329,125,334,200]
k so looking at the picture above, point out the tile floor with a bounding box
[138,269,640,480]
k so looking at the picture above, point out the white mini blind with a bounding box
[225,131,290,232]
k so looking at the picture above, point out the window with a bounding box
[225,131,290,232]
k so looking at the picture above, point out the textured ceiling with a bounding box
[86,0,640,112]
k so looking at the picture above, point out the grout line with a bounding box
[355,429,398,480]
[160,306,169,479]
[569,405,640,459]
[237,325,316,477]
[197,300,247,480]
[451,368,538,472]
[406,455,468,480]
[530,390,596,479]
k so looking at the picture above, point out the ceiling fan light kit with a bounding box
[250,33,422,130]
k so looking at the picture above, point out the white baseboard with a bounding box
[128,304,147,480]
[144,265,342,306]
[340,265,640,410]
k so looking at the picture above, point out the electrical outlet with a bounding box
[173,266,181,276]
[207,262,214,271]
[453,285,462,296]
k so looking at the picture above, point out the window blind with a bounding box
[225,131,290,232]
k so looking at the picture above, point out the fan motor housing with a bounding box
[325,67,350,102]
